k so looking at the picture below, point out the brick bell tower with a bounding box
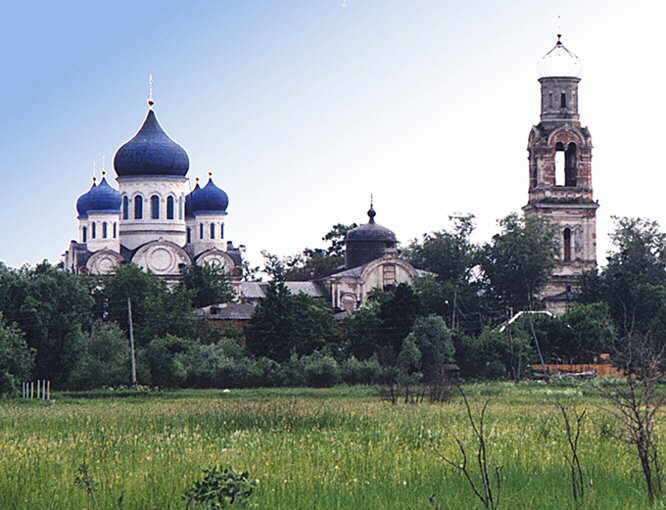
[523,35,599,314]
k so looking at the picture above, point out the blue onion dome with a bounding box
[185,180,201,219]
[189,175,229,214]
[76,179,97,218]
[86,175,122,213]
[113,109,189,177]
[345,206,396,243]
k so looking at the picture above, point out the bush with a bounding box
[145,335,195,388]
[341,356,381,385]
[183,465,258,508]
[0,314,34,396]
[68,322,130,390]
[303,352,341,387]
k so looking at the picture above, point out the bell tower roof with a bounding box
[537,34,581,78]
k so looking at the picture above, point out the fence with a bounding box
[531,363,625,378]
[22,380,51,400]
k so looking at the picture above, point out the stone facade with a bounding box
[523,42,599,314]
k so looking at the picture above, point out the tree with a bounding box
[144,335,195,387]
[406,215,485,333]
[376,283,420,362]
[480,213,559,310]
[322,223,358,257]
[67,321,130,389]
[0,262,93,384]
[245,281,339,362]
[408,315,455,380]
[180,263,235,308]
[580,217,666,338]
[0,314,34,396]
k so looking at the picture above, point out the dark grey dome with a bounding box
[345,206,397,268]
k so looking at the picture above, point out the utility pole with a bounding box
[127,296,137,386]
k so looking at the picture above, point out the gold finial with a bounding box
[208,171,213,179]
[147,73,155,109]
[101,170,107,178]
[195,177,200,183]
[92,176,97,184]
[92,159,96,180]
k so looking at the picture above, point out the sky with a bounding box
[1,0,665,270]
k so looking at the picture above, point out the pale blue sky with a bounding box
[1,0,664,268]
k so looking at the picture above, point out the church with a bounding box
[64,34,599,315]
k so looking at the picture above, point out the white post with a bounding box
[46,380,50,401]
[30,382,33,399]
[37,380,41,399]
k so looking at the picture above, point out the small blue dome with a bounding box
[114,109,189,177]
[76,181,96,219]
[184,182,201,219]
[189,178,229,215]
[86,177,122,213]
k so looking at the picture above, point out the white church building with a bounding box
[63,99,243,285]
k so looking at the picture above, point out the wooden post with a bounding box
[127,296,137,386]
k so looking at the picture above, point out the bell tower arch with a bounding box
[523,35,599,313]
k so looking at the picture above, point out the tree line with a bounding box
[0,212,663,393]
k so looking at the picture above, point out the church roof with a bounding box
[189,177,229,215]
[114,109,189,177]
[76,181,96,219]
[86,176,121,213]
[538,34,581,78]
[345,206,396,243]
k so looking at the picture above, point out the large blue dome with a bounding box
[76,181,96,219]
[114,109,189,177]
[189,178,229,214]
[86,177,122,213]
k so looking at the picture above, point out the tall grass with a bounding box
[0,384,659,509]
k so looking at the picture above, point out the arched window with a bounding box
[179,197,183,219]
[186,227,191,244]
[210,223,216,239]
[199,223,204,240]
[92,222,97,239]
[167,196,175,220]
[555,142,565,186]
[563,228,572,262]
[565,143,577,187]
[82,226,87,243]
[122,196,129,220]
[151,195,160,219]
[134,196,143,219]
[560,92,566,108]
[113,222,117,238]
[102,222,108,239]
[220,223,224,239]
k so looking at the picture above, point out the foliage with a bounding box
[340,356,381,385]
[245,281,339,362]
[181,263,236,308]
[68,321,130,390]
[480,213,559,310]
[580,217,666,338]
[409,315,455,380]
[183,465,258,508]
[0,262,93,384]
[0,314,34,396]
[303,352,341,388]
[375,283,420,363]
[144,335,195,387]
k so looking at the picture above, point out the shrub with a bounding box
[68,321,130,390]
[0,314,34,396]
[183,465,258,508]
[303,352,340,387]
[145,335,195,388]
[341,356,381,385]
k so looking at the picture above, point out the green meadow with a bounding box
[0,383,659,509]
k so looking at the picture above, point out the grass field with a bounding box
[0,382,661,509]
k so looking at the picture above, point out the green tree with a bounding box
[409,315,455,379]
[68,321,130,389]
[480,213,559,310]
[0,262,93,383]
[144,335,194,387]
[180,263,235,308]
[245,282,339,362]
[580,217,666,338]
[0,314,34,396]
[376,283,420,362]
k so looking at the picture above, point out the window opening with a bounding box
[113,223,117,238]
[82,226,87,243]
[563,228,572,262]
[134,196,143,219]
[555,142,565,186]
[186,227,191,244]
[167,196,175,220]
[92,222,96,239]
[151,195,160,219]
[102,222,108,239]
[210,223,215,239]
[122,196,129,220]
[565,143,577,186]
[560,92,566,108]
[199,223,204,239]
